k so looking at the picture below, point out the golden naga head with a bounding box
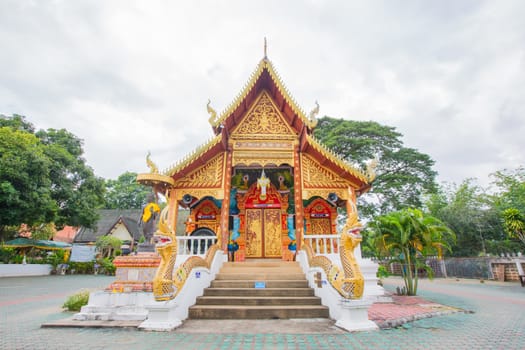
[153,206,175,247]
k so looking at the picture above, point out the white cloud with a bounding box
[1,0,524,188]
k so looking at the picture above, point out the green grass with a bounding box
[62,289,90,311]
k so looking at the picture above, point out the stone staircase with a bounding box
[188,260,329,319]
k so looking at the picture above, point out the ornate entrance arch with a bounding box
[236,177,288,258]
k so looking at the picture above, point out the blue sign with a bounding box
[254,281,266,289]
[195,271,201,279]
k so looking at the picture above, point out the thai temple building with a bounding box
[138,48,375,261]
[77,46,381,332]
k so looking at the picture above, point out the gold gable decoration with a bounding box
[305,135,368,183]
[301,154,350,188]
[232,91,296,138]
[174,153,225,188]
[212,58,312,131]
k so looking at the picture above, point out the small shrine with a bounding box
[137,45,375,262]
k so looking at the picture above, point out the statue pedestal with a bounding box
[335,298,378,332]
[74,253,160,322]
[139,301,182,331]
[107,253,160,292]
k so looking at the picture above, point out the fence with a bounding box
[376,252,524,282]
[303,234,340,255]
[176,236,218,256]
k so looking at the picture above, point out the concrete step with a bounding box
[222,261,299,268]
[195,296,322,306]
[214,273,306,280]
[202,288,315,297]
[188,305,329,319]
[210,280,309,288]
[189,261,327,320]
[219,267,303,274]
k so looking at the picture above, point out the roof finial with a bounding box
[264,37,267,58]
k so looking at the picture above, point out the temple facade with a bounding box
[138,53,375,261]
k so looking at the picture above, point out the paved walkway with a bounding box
[0,275,524,349]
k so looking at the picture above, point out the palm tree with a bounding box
[368,208,455,295]
[502,208,525,246]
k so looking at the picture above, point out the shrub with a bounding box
[68,261,94,274]
[46,250,66,272]
[62,290,90,311]
[97,257,116,275]
[0,247,16,263]
[376,265,390,279]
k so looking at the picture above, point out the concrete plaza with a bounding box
[0,275,523,349]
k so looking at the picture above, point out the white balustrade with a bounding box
[176,236,218,256]
[303,234,340,255]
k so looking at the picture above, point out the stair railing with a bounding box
[302,234,341,255]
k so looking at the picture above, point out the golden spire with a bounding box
[307,101,320,128]
[146,151,159,174]
[207,99,218,126]
[264,37,267,58]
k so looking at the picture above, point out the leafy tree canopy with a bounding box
[425,180,504,256]
[315,117,437,218]
[501,208,525,246]
[0,114,105,240]
[490,166,525,213]
[104,171,152,209]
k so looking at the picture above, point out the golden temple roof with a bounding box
[305,134,370,183]
[211,57,316,130]
[163,134,222,176]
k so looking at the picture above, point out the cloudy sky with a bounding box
[1,1,524,187]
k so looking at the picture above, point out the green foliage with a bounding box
[501,208,525,246]
[0,247,16,263]
[95,235,122,258]
[315,117,437,219]
[367,208,455,295]
[104,171,151,209]
[490,167,525,213]
[46,250,66,270]
[376,265,390,279]
[485,239,523,256]
[68,261,94,274]
[97,257,116,275]
[30,223,56,241]
[0,126,56,236]
[425,180,503,256]
[62,290,90,312]
[0,114,105,239]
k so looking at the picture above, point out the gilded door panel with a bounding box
[264,209,282,257]
[246,209,263,257]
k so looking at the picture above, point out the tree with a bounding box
[315,117,437,218]
[36,127,106,228]
[0,126,57,237]
[502,208,525,246]
[426,180,504,256]
[490,167,525,213]
[367,208,455,295]
[0,114,105,240]
[104,172,151,209]
[95,235,122,258]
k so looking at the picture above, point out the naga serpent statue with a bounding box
[304,208,365,299]
[152,204,220,301]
